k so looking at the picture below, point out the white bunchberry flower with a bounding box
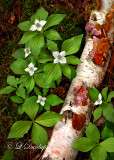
[25,62,37,76]
[95,93,102,105]
[30,19,46,31]
[36,95,46,106]
[24,48,31,58]
[52,51,66,64]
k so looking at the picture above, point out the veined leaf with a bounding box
[100,137,114,152]
[107,91,114,102]
[10,96,23,104]
[44,29,62,40]
[19,31,38,44]
[46,94,63,106]
[31,123,48,146]
[101,125,113,140]
[8,121,32,138]
[61,64,71,79]
[18,21,33,31]
[7,75,17,88]
[47,40,58,52]
[93,106,103,122]
[30,7,48,22]
[37,52,53,63]
[86,123,100,143]
[0,86,16,95]
[25,76,35,94]
[66,56,82,65]
[29,34,44,57]
[1,150,13,160]
[88,88,100,101]
[72,137,97,152]
[12,48,25,59]
[91,146,107,160]
[44,14,66,30]
[10,59,28,75]
[101,87,108,101]
[103,103,114,122]
[61,35,83,56]
[23,96,39,120]
[16,86,26,99]
[35,111,63,127]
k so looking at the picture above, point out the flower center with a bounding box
[36,23,41,28]
[40,99,43,102]
[97,99,101,103]
[26,48,30,53]
[57,55,62,59]
[29,67,34,71]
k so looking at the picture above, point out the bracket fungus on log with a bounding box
[42,0,113,159]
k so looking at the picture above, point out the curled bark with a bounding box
[42,0,113,159]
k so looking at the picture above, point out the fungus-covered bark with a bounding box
[42,0,113,159]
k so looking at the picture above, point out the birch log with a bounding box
[42,0,113,159]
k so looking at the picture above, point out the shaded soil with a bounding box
[0,0,113,160]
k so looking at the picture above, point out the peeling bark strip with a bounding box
[42,1,113,160]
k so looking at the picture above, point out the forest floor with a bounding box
[0,0,113,159]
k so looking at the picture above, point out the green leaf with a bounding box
[88,88,100,101]
[100,137,114,152]
[61,35,83,56]
[61,64,71,79]
[31,123,48,146]
[103,103,114,122]
[10,96,23,104]
[70,66,76,79]
[38,105,43,114]
[25,76,35,94]
[46,94,63,106]
[34,73,56,89]
[44,63,61,83]
[35,111,63,127]
[93,106,103,122]
[18,105,24,115]
[18,21,32,31]
[0,86,16,95]
[19,31,38,44]
[10,59,28,75]
[29,34,44,57]
[7,75,17,88]
[44,14,66,30]
[8,121,32,138]
[43,88,49,96]
[106,121,114,135]
[91,146,107,160]
[44,102,50,111]
[101,87,108,101]
[34,87,41,95]
[107,91,114,102]
[37,52,53,63]
[1,150,13,160]
[16,75,29,85]
[30,7,48,22]
[23,96,39,120]
[101,125,113,139]
[47,40,58,52]
[86,123,100,143]
[72,137,97,152]
[16,86,26,99]
[12,48,25,59]
[66,56,82,65]
[44,29,62,40]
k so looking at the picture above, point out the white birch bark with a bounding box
[42,0,113,159]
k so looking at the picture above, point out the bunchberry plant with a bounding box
[72,123,114,160]
[89,87,114,122]
[0,7,83,160]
